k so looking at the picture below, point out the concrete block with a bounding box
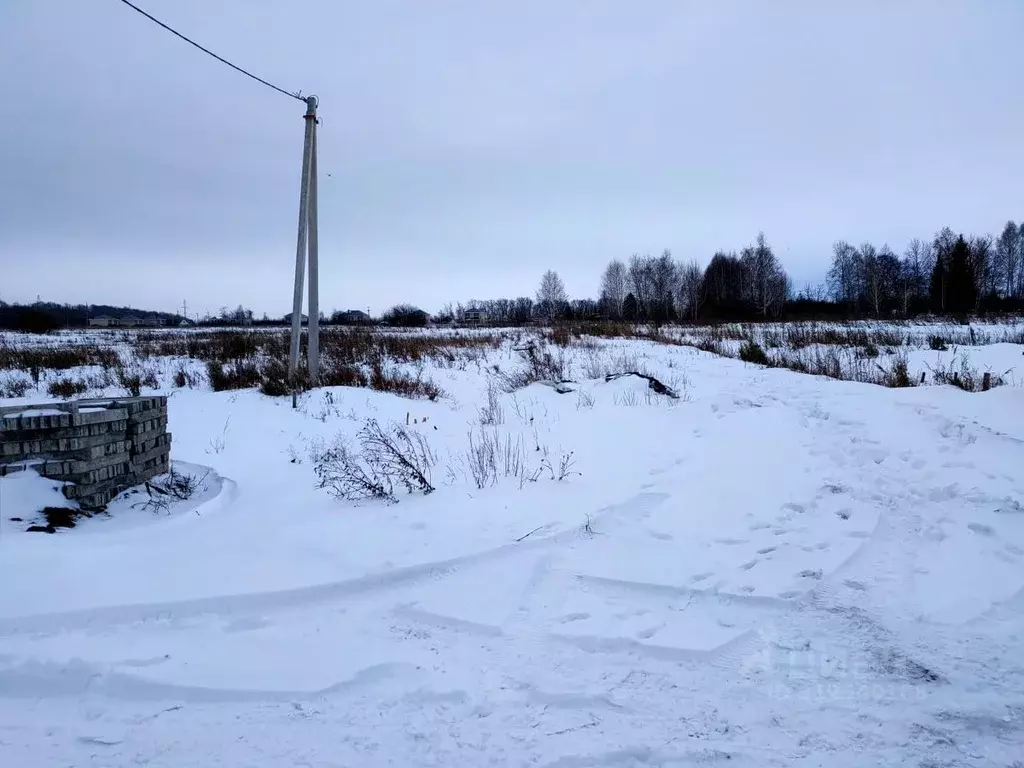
[2,396,171,507]
[127,416,168,436]
[132,443,170,470]
[70,408,128,428]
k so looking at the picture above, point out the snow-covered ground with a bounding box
[1,327,1024,766]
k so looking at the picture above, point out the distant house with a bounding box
[88,314,164,328]
[335,309,371,325]
[283,312,309,325]
[463,308,488,325]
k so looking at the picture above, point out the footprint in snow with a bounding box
[690,572,713,583]
[558,613,590,624]
[798,569,823,579]
[716,537,749,545]
[740,559,758,571]
[756,546,777,555]
[967,522,996,537]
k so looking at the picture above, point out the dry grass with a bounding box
[0,341,120,372]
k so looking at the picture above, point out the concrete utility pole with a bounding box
[288,95,320,384]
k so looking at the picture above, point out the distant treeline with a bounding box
[0,302,182,333]
[5,219,1024,333]
[445,220,1024,325]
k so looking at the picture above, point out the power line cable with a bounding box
[115,0,306,103]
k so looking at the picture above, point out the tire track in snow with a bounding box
[0,492,670,637]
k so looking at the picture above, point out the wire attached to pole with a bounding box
[115,0,306,103]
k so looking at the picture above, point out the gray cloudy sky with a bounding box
[1,1,1022,317]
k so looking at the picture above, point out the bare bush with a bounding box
[0,374,32,398]
[576,388,595,410]
[465,428,499,489]
[739,341,770,366]
[117,361,160,397]
[314,419,437,503]
[498,341,570,391]
[369,361,443,401]
[360,419,436,494]
[691,334,724,356]
[135,467,209,513]
[877,353,914,388]
[207,417,230,454]
[929,353,1004,392]
[314,439,397,503]
[173,364,202,388]
[207,360,261,392]
[478,377,505,425]
[556,451,579,480]
[613,388,640,406]
[463,427,533,489]
[47,377,88,399]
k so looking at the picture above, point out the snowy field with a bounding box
[1,322,1024,766]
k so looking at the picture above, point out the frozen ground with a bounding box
[1,330,1024,766]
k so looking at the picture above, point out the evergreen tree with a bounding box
[947,235,976,314]
[622,292,639,321]
[930,252,947,312]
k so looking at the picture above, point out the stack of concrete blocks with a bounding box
[0,396,171,510]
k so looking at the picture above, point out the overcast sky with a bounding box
[1,1,1022,317]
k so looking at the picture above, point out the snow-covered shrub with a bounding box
[877,353,914,388]
[206,360,261,392]
[173,364,202,389]
[315,420,435,503]
[478,377,504,425]
[928,354,1003,392]
[368,361,443,401]
[463,427,530,489]
[314,440,397,504]
[47,376,88,399]
[0,374,32,398]
[361,419,435,495]
[116,360,159,396]
[739,341,770,366]
[498,341,569,391]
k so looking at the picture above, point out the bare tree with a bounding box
[599,259,627,318]
[969,234,996,305]
[860,243,900,317]
[512,297,534,324]
[1020,223,1024,297]
[676,260,705,321]
[827,240,859,305]
[995,220,1020,298]
[742,233,787,317]
[901,238,931,309]
[628,254,654,320]
[650,250,678,322]
[536,270,568,320]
